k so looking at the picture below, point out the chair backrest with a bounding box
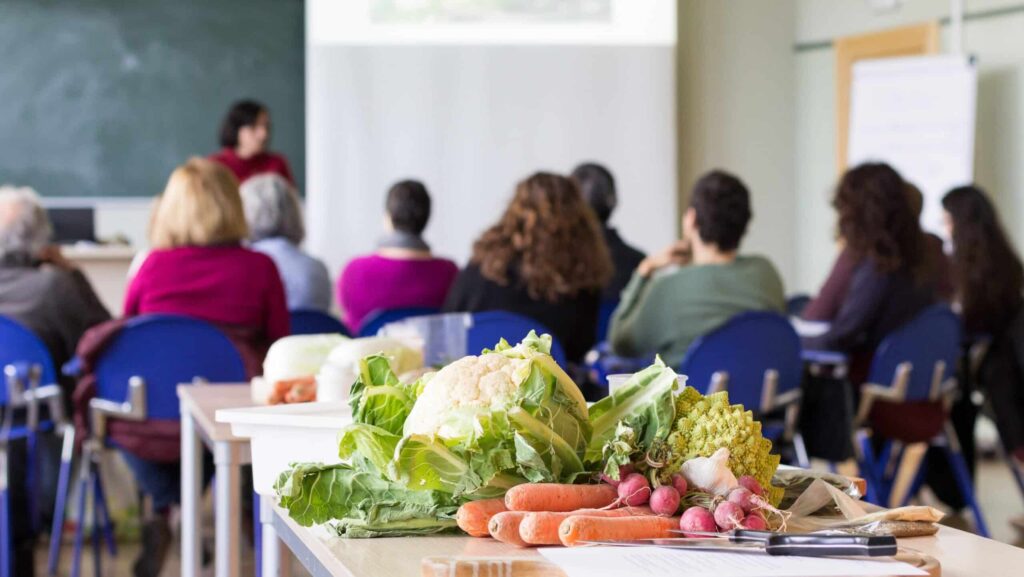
[0,316,58,406]
[359,307,439,337]
[93,315,247,420]
[867,304,961,401]
[289,309,349,337]
[678,311,802,412]
[467,311,568,366]
[596,300,618,344]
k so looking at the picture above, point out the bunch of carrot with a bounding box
[455,483,679,547]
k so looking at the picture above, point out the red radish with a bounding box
[678,506,716,537]
[713,501,745,531]
[600,464,636,487]
[737,475,764,497]
[727,487,757,513]
[617,473,651,507]
[671,473,688,496]
[741,512,768,531]
[649,486,680,516]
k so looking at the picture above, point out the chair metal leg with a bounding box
[92,468,116,556]
[899,451,929,507]
[70,455,93,577]
[940,432,990,537]
[792,432,811,469]
[1,449,11,577]
[26,431,38,535]
[856,430,884,505]
[47,425,74,576]
[90,471,101,577]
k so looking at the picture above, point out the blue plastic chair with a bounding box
[358,307,439,338]
[852,305,989,535]
[679,311,808,467]
[0,316,68,577]
[69,314,247,577]
[288,309,349,336]
[467,311,568,366]
[595,300,618,344]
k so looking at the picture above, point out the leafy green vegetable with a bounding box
[585,358,678,476]
[274,460,458,537]
[277,331,593,535]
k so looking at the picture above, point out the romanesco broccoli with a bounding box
[664,387,783,505]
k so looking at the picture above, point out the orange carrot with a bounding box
[488,511,530,547]
[456,498,508,538]
[520,507,653,545]
[504,483,618,512]
[559,515,680,547]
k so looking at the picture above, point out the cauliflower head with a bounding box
[403,352,532,438]
[665,387,782,505]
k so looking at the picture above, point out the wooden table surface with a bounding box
[176,383,253,442]
[270,503,1024,577]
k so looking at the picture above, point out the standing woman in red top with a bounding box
[209,99,294,184]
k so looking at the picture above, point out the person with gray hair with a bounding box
[0,185,110,577]
[570,162,645,301]
[240,174,331,311]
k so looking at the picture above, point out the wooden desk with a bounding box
[177,384,255,577]
[262,501,1024,577]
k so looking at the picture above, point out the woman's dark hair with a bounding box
[571,162,616,224]
[943,185,1024,333]
[386,180,431,235]
[473,172,612,302]
[219,99,267,148]
[833,162,923,274]
[690,170,751,252]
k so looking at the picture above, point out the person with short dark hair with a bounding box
[209,99,294,184]
[571,162,645,300]
[337,180,458,333]
[608,170,785,366]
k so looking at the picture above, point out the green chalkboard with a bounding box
[0,0,304,197]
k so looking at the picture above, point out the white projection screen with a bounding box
[306,0,678,278]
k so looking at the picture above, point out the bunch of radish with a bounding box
[598,469,776,535]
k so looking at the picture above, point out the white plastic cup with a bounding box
[607,373,688,394]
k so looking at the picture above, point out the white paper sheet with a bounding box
[538,546,928,577]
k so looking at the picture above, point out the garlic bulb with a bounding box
[680,447,737,496]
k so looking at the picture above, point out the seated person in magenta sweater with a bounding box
[123,158,289,577]
[338,180,458,333]
[241,174,331,311]
[609,170,785,367]
[443,172,613,363]
[209,99,294,184]
[0,186,110,577]
[571,162,645,301]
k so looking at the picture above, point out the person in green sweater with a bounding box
[609,170,785,366]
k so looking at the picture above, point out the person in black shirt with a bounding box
[444,172,612,363]
[570,163,645,301]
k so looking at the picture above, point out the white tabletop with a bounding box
[268,503,1024,577]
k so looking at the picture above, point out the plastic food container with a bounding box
[216,402,352,494]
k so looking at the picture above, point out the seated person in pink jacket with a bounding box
[337,180,458,333]
[123,157,289,577]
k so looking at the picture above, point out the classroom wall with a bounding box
[792,0,1024,292]
[676,0,798,286]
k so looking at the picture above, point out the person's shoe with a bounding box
[133,518,172,577]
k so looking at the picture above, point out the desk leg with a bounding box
[260,495,290,577]
[214,442,242,577]
[180,408,203,577]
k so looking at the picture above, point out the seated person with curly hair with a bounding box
[609,170,785,366]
